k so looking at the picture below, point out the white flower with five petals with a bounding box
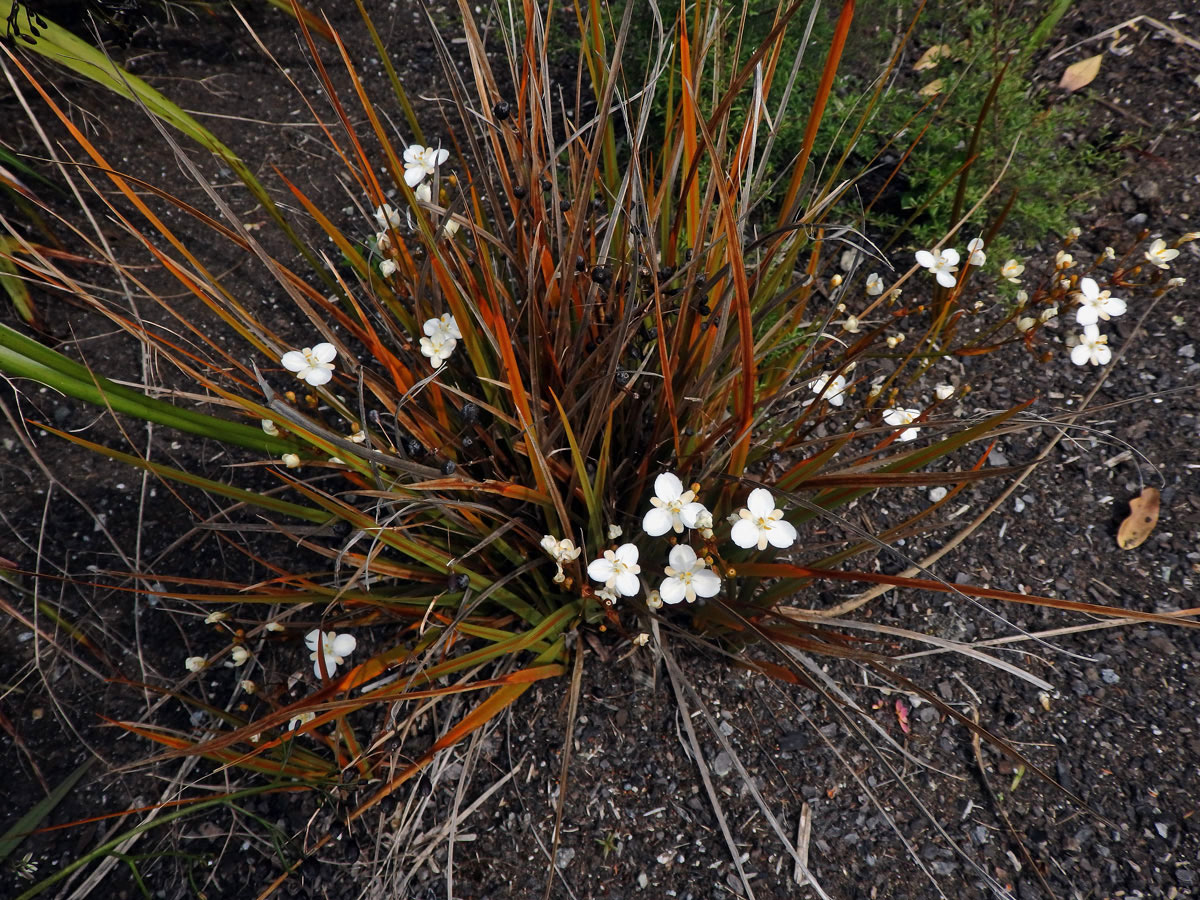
[642,472,708,536]
[659,544,721,604]
[915,248,960,288]
[306,629,357,678]
[730,488,797,552]
[281,343,337,387]
[403,144,450,188]
[1074,278,1126,326]
[587,543,641,597]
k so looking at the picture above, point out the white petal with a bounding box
[305,367,333,386]
[654,472,683,502]
[587,558,613,583]
[614,570,640,597]
[659,577,686,605]
[281,350,307,372]
[1070,343,1091,366]
[435,148,449,165]
[691,569,722,598]
[642,507,673,536]
[745,488,775,518]
[1075,305,1098,326]
[1094,344,1112,365]
[941,249,960,266]
[1079,278,1098,300]
[404,167,426,187]
[423,317,443,337]
[679,502,707,529]
[936,270,958,288]
[305,629,321,651]
[914,250,935,268]
[667,544,697,569]
[1104,297,1127,317]
[403,145,424,163]
[730,518,760,550]
[613,543,640,567]
[331,634,357,657]
[767,519,798,549]
[312,342,337,363]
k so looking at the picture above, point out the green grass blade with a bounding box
[0,759,93,864]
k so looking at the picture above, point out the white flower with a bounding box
[934,384,955,400]
[540,535,581,564]
[642,472,708,536]
[659,544,721,605]
[306,629,357,678]
[205,611,229,624]
[731,488,797,552]
[607,523,623,540]
[240,679,258,694]
[1070,325,1111,366]
[229,646,251,667]
[375,203,401,230]
[288,712,316,731]
[380,259,397,277]
[1016,316,1037,332]
[1144,238,1179,269]
[185,656,207,672]
[424,314,462,341]
[1001,258,1024,283]
[645,590,662,610]
[281,453,301,469]
[281,342,337,387]
[403,143,450,188]
[261,419,280,437]
[415,182,432,204]
[915,248,960,288]
[1074,278,1126,326]
[419,332,457,368]
[865,273,884,296]
[883,407,922,442]
[929,486,948,502]
[807,372,848,407]
[1055,251,1075,270]
[265,621,286,632]
[843,314,861,333]
[966,237,986,267]
[1040,306,1059,322]
[596,586,620,606]
[586,543,641,596]
[694,508,715,540]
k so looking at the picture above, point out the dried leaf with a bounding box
[1117,486,1160,550]
[913,44,952,71]
[1059,54,1103,92]
[918,78,945,98]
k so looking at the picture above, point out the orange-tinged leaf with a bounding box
[1059,54,1103,92]
[1117,487,1160,550]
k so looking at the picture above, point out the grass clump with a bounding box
[0,0,1193,895]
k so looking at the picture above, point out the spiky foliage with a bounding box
[2,1,1194,893]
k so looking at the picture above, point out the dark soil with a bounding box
[2,2,1199,899]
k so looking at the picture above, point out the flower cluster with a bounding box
[583,473,796,610]
[419,313,462,368]
[541,535,582,583]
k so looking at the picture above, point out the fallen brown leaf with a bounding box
[1117,486,1160,550]
[914,44,952,71]
[1059,54,1103,92]
[918,78,945,98]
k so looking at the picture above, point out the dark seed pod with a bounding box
[575,255,587,272]
[541,178,552,192]
[461,402,481,423]
[448,573,470,592]
[685,248,694,261]
[441,460,457,475]
[402,437,423,457]
[331,520,352,539]
[658,266,675,280]
[645,326,658,339]
[513,184,527,200]
[615,369,632,386]
[591,197,605,212]
[591,265,610,285]
[461,435,475,449]
[559,199,571,212]
[493,100,511,120]
[698,304,711,315]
